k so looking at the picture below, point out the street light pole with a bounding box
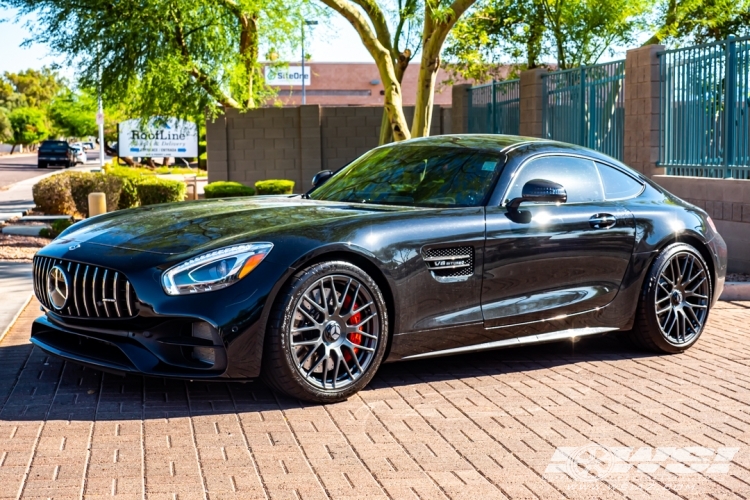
[301,20,317,105]
[97,46,105,167]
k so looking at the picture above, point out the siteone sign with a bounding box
[265,66,311,86]
[118,118,198,157]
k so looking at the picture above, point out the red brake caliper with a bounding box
[342,295,362,363]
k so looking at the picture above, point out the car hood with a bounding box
[58,197,419,256]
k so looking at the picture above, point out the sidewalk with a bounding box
[0,261,32,341]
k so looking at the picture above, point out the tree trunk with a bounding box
[411,50,440,138]
[378,50,412,145]
[239,13,260,108]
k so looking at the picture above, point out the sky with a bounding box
[0,8,373,76]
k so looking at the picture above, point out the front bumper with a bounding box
[31,314,230,378]
[709,232,728,307]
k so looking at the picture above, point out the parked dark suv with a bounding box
[37,140,75,169]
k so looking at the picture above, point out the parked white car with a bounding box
[70,145,87,164]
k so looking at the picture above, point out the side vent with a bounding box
[421,246,474,282]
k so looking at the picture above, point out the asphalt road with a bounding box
[0,150,108,189]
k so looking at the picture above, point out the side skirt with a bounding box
[400,326,618,360]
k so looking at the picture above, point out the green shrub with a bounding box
[255,179,295,195]
[136,177,186,206]
[68,172,123,217]
[199,151,207,170]
[32,174,76,215]
[39,219,73,239]
[116,177,140,209]
[204,181,255,199]
[154,166,207,176]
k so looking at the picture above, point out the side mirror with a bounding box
[507,179,567,211]
[311,170,333,189]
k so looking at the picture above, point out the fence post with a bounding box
[724,35,737,178]
[491,80,498,134]
[580,66,587,148]
[452,83,472,134]
[519,68,546,138]
[624,44,665,178]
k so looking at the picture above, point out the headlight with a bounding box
[162,243,273,295]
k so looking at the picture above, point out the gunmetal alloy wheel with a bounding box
[290,274,381,390]
[263,261,389,403]
[631,243,712,353]
[655,251,709,344]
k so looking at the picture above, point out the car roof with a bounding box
[395,134,545,152]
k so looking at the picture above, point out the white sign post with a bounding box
[118,118,199,158]
[264,66,311,86]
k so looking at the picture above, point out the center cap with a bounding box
[671,290,683,305]
[324,321,342,342]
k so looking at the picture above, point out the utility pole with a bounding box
[301,19,317,105]
[97,48,105,167]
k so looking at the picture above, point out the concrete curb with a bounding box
[719,282,750,302]
[0,293,32,344]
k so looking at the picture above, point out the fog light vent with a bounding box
[192,322,218,365]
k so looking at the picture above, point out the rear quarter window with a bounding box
[596,162,644,200]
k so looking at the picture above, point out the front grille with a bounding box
[33,256,138,319]
[422,246,474,278]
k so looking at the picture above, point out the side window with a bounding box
[505,156,604,204]
[596,162,644,200]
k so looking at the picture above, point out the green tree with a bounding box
[49,89,98,138]
[645,0,750,45]
[9,107,49,150]
[4,0,313,119]
[3,68,63,108]
[0,108,12,143]
[445,0,652,81]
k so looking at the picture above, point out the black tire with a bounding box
[262,261,389,403]
[37,162,46,169]
[629,243,712,353]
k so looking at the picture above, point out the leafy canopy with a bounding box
[9,107,49,145]
[3,0,315,119]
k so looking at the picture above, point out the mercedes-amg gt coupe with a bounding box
[31,135,727,402]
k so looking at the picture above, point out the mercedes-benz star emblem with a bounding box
[324,321,342,342]
[46,265,69,310]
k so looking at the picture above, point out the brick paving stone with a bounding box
[2,298,750,498]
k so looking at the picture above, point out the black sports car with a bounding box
[31,135,727,402]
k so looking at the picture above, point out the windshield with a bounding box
[310,145,504,207]
[39,141,69,152]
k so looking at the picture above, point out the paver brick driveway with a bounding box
[1,298,750,499]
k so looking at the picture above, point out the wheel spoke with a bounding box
[304,294,327,315]
[346,340,374,352]
[337,278,352,315]
[292,339,320,347]
[656,303,672,315]
[346,327,377,339]
[346,301,374,320]
[332,353,341,389]
[352,312,377,328]
[298,344,320,368]
[292,325,320,334]
[306,351,327,378]
[297,307,320,326]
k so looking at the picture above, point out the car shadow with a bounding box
[0,333,654,421]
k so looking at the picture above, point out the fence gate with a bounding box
[659,35,750,179]
[467,80,520,135]
[542,60,625,160]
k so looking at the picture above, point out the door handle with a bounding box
[590,214,617,229]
